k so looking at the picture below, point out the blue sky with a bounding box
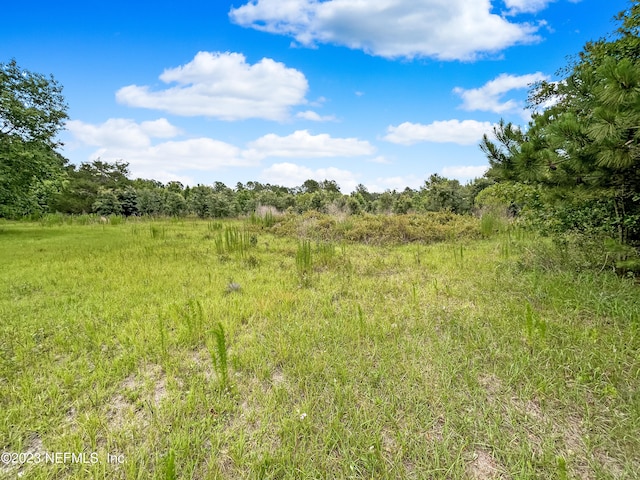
[1,0,629,193]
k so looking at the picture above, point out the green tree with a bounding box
[480,1,640,243]
[136,188,164,216]
[188,185,213,218]
[92,189,123,216]
[163,191,188,217]
[118,186,138,216]
[419,174,470,213]
[52,160,132,214]
[0,60,68,217]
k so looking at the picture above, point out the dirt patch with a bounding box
[466,449,510,480]
[478,373,503,400]
[426,416,445,442]
[105,363,168,431]
[271,369,285,386]
[189,348,215,381]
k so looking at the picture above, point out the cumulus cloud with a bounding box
[229,0,541,61]
[245,129,375,160]
[369,156,392,164]
[441,165,488,180]
[115,51,309,121]
[261,162,361,192]
[66,118,181,148]
[503,0,581,15]
[67,118,256,182]
[368,175,424,192]
[67,119,377,186]
[295,110,337,122]
[384,120,495,146]
[453,72,548,114]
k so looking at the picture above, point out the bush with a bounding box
[270,211,480,245]
[517,231,640,276]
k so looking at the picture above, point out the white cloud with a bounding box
[296,110,337,122]
[369,156,391,164]
[503,0,566,15]
[229,0,541,61]
[453,72,548,114]
[116,51,309,121]
[384,120,494,146]
[66,118,181,148]
[441,165,488,180]
[368,175,424,192]
[261,162,360,192]
[67,119,256,182]
[245,129,375,160]
[88,137,254,179]
[68,120,377,186]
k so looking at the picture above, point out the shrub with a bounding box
[270,211,480,245]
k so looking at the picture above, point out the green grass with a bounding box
[0,217,638,479]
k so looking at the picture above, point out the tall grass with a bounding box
[208,322,230,392]
[296,239,313,286]
[173,299,205,346]
[213,226,253,256]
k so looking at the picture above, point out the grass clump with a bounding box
[172,299,206,346]
[213,226,253,256]
[296,239,313,286]
[249,208,278,228]
[208,322,230,392]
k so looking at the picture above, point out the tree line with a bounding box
[45,158,491,218]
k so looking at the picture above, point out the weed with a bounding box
[213,226,253,256]
[173,299,205,345]
[208,322,230,391]
[150,224,166,239]
[162,449,177,480]
[480,211,507,237]
[158,316,168,360]
[207,221,223,231]
[296,239,313,286]
[524,301,547,344]
[315,241,336,267]
[453,244,464,265]
[244,255,260,269]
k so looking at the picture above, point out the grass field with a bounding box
[0,217,639,479]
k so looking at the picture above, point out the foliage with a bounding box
[480,1,640,245]
[271,211,481,244]
[295,239,313,285]
[92,189,123,216]
[0,60,68,217]
[419,174,473,213]
[0,59,67,147]
[46,159,491,220]
[50,160,132,214]
[208,322,230,392]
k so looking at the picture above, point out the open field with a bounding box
[0,217,639,479]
